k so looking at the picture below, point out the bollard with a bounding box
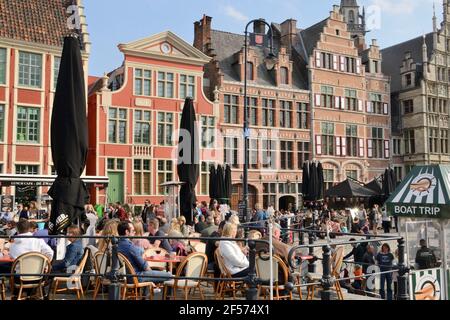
[397,238,410,300]
[246,240,258,300]
[321,245,332,300]
[308,231,316,273]
[108,236,120,300]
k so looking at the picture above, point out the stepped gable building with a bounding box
[194,0,391,211]
[87,31,218,208]
[0,0,90,204]
[382,1,450,182]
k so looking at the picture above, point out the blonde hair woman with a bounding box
[132,221,151,252]
[219,223,249,278]
[97,220,119,252]
[177,216,189,237]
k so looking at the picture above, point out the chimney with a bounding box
[254,19,266,34]
[194,14,212,53]
[371,39,378,47]
[280,19,297,52]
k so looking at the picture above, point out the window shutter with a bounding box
[358,100,363,112]
[383,103,389,115]
[340,97,345,110]
[341,137,347,156]
[367,139,373,158]
[315,52,321,68]
[340,56,345,71]
[336,136,341,156]
[316,135,322,155]
[315,94,321,106]
[359,138,365,157]
[335,96,340,109]
[356,58,361,74]
[333,55,338,70]
[384,140,390,158]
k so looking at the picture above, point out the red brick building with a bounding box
[0,0,90,205]
[87,31,219,210]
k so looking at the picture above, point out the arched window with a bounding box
[246,62,254,81]
[280,67,289,85]
[349,10,355,23]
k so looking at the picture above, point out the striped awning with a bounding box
[386,165,450,220]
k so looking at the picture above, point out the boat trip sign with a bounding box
[386,165,450,220]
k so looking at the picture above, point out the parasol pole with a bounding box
[269,218,273,300]
[441,221,448,300]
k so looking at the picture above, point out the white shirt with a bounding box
[219,239,249,275]
[9,232,54,260]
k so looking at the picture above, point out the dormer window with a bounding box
[405,73,412,86]
[280,67,289,85]
[372,60,379,73]
[246,62,254,81]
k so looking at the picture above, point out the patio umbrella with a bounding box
[309,162,318,201]
[209,164,217,200]
[48,36,89,235]
[177,97,199,226]
[389,168,397,189]
[216,165,225,204]
[317,162,324,200]
[224,165,232,205]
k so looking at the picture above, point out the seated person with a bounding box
[168,230,188,256]
[117,221,172,286]
[218,223,249,278]
[0,209,14,222]
[148,218,173,252]
[352,264,363,291]
[52,225,84,273]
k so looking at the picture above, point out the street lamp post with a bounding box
[243,19,277,222]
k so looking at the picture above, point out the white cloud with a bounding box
[369,0,436,15]
[223,5,248,22]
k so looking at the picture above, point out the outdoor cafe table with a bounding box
[0,255,13,263]
[145,255,186,273]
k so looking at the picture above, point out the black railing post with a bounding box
[321,245,332,300]
[308,231,316,273]
[108,236,120,300]
[397,238,410,300]
[246,240,258,300]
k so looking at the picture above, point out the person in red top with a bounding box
[115,202,128,221]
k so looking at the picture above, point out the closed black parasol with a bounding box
[209,164,217,200]
[216,165,226,204]
[301,161,310,199]
[224,164,232,205]
[177,97,199,225]
[48,36,89,234]
[317,162,324,200]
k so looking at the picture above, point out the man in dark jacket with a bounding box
[52,225,84,272]
[415,239,438,269]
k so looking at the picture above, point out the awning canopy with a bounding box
[325,179,378,198]
[365,179,383,194]
[0,174,109,188]
[386,165,450,219]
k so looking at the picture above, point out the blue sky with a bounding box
[85,0,440,76]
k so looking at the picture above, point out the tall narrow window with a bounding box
[17,107,40,143]
[280,67,289,85]
[224,95,239,124]
[157,160,173,195]
[134,69,152,96]
[108,108,127,144]
[0,105,4,142]
[321,86,334,108]
[279,101,292,128]
[297,142,310,169]
[18,51,42,88]
[345,89,357,111]
[247,97,258,126]
[372,127,384,158]
[224,137,239,168]
[404,130,415,154]
[53,57,61,90]
[262,140,276,169]
[262,99,275,127]
[403,100,414,114]
[180,74,195,99]
[246,62,254,81]
[158,72,174,98]
[321,123,335,155]
[134,110,151,144]
[346,125,358,157]
[0,48,6,85]
[429,128,439,153]
[134,159,151,195]
[280,141,294,170]
[248,139,258,169]
[201,116,215,148]
[324,169,335,190]
[296,103,308,129]
[157,112,174,146]
[441,129,449,154]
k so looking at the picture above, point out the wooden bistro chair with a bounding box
[10,252,52,300]
[52,249,89,300]
[1,276,6,300]
[256,254,293,300]
[306,246,345,300]
[214,249,246,300]
[92,251,112,300]
[163,252,207,300]
[118,253,156,300]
